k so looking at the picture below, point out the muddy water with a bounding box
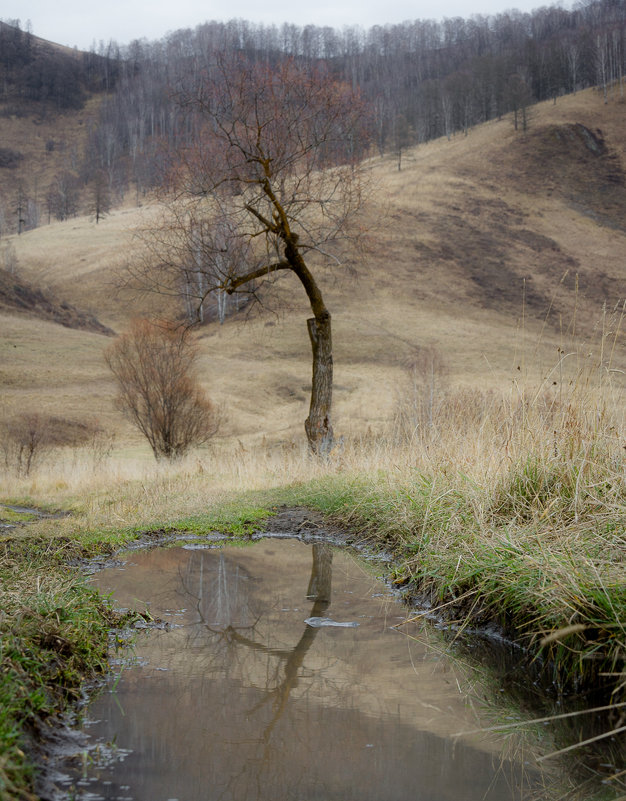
[69,539,547,801]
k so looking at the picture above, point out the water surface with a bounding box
[67,538,546,800]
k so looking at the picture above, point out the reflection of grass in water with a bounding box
[0,547,134,798]
[397,627,555,799]
[291,326,626,787]
[399,624,625,801]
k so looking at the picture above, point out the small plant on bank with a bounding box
[0,414,116,478]
[104,318,220,460]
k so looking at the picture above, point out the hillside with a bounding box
[0,88,624,453]
[0,266,113,334]
[0,21,119,239]
[2,2,624,244]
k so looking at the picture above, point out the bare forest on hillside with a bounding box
[0,0,625,238]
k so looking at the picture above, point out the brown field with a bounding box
[1,87,624,474]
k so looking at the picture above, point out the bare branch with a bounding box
[224,261,291,294]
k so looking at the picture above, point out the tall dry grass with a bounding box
[3,307,623,544]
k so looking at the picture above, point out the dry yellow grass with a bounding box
[1,88,624,474]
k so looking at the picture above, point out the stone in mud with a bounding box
[304,616,359,628]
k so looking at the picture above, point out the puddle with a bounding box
[0,503,69,529]
[59,539,550,800]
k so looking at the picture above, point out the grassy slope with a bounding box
[0,88,625,799]
[1,89,624,451]
[1,87,624,604]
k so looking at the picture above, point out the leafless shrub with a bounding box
[0,414,116,476]
[1,413,53,476]
[53,417,117,471]
[104,318,220,460]
[85,426,116,469]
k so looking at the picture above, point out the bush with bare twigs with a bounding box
[104,319,220,460]
[0,412,53,476]
[0,413,116,476]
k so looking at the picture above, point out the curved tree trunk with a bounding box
[284,237,334,457]
[305,312,334,457]
[223,234,336,456]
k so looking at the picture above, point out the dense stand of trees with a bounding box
[0,0,624,242]
[0,20,120,109]
[91,0,624,177]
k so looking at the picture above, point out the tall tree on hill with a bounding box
[507,72,534,132]
[137,56,371,456]
[13,180,27,234]
[87,169,111,223]
[392,113,413,170]
[46,171,80,221]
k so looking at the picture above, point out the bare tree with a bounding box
[104,318,220,460]
[1,240,18,275]
[507,72,534,132]
[392,112,413,171]
[137,207,254,326]
[139,55,371,456]
[46,171,80,221]
[13,179,27,234]
[564,36,581,93]
[87,168,111,223]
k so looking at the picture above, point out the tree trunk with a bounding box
[307,543,333,603]
[304,312,334,457]
[283,236,335,457]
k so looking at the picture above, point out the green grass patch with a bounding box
[0,545,132,799]
[294,467,626,700]
[151,496,281,538]
[0,506,39,525]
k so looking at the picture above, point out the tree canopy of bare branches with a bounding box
[139,55,371,455]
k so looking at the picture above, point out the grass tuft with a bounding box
[0,546,133,797]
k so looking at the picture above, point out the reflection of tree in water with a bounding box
[177,543,335,797]
[85,543,539,801]
[186,550,257,631]
[178,542,333,689]
[249,543,333,740]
